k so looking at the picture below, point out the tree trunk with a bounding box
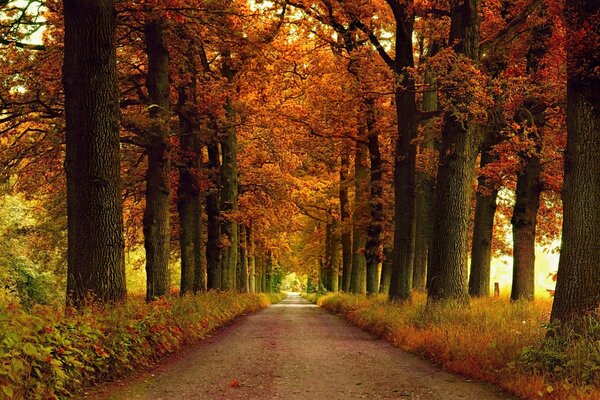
[509,11,553,302]
[328,216,341,292]
[428,0,481,302]
[340,147,352,292]
[64,0,126,305]
[469,143,498,297]
[177,83,200,296]
[510,148,542,301]
[247,225,256,293]
[350,141,369,294]
[364,98,383,295]
[551,46,600,324]
[265,251,273,293]
[192,192,205,293]
[238,225,249,292]
[323,221,332,291]
[219,55,239,291]
[376,4,419,302]
[206,140,221,290]
[143,18,171,301]
[379,247,392,294]
[413,64,438,292]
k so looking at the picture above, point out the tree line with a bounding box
[0,0,597,330]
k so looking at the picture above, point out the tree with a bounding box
[143,15,171,301]
[63,0,126,304]
[550,0,600,327]
[428,0,482,302]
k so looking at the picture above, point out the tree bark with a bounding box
[219,55,239,291]
[265,251,273,293]
[340,146,352,292]
[238,224,248,292]
[350,141,369,294]
[388,32,419,301]
[323,221,332,291]
[550,0,600,328]
[247,225,256,293]
[510,146,542,301]
[379,247,392,295]
[414,63,438,292]
[364,98,383,295]
[143,18,171,301]
[469,142,498,297]
[428,0,481,302]
[192,192,205,293]
[509,12,552,302]
[177,83,200,296]
[328,216,341,292]
[64,0,126,305]
[206,140,221,290]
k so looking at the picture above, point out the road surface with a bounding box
[87,292,513,399]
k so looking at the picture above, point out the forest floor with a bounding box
[85,293,515,400]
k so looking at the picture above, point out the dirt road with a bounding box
[88,293,514,399]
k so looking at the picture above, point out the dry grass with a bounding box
[313,292,599,400]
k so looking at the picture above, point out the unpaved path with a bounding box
[87,293,514,399]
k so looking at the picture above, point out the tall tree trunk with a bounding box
[143,18,171,301]
[192,192,205,293]
[379,247,392,294]
[238,225,249,292]
[509,12,552,302]
[388,88,418,301]
[64,0,126,305]
[247,225,256,293]
[255,252,263,293]
[219,126,239,291]
[350,141,369,294]
[265,251,273,293]
[340,147,352,292]
[511,147,542,301]
[389,62,418,300]
[206,140,221,289]
[551,0,600,323]
[322,221,331,290]
[365,98,383,295]
[328,216,341,292]
[260,254,267,292]
[414,64,438,292]
[388,14,419,300]
[177,83,200,296]
[469,141,498,297]
[428,0,481,302]
[219,55,239,291]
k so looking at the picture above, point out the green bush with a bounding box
[0,292,280,399]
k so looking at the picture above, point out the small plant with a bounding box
[0,292,283,399]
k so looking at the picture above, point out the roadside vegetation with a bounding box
[306,292,599,400]
[0,292,285,399]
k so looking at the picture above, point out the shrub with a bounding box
[0,292,282,399]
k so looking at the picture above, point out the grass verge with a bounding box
[308,292,599,400]
[0,291,285,399]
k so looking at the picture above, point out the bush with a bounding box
[315,292,599,400]
[0,291,282,399]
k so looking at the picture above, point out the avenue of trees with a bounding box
[0,0,598,330]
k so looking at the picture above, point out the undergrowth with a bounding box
[312,292,599,400]
[0,291,284,399]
